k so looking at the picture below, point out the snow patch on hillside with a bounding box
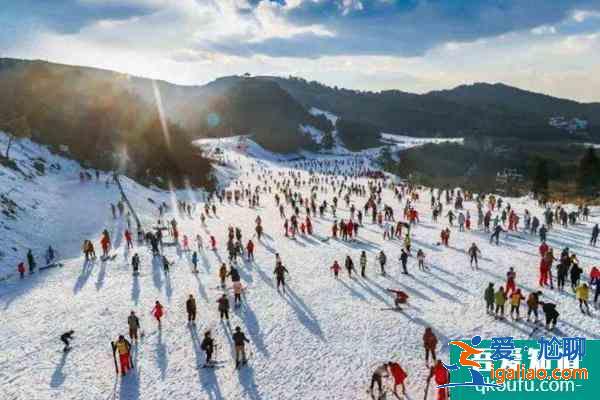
[299,124,324,144]
[309,107,339,125]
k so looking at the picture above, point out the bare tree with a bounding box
[0,115,30,159]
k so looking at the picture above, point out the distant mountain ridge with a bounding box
[1,58,599,157]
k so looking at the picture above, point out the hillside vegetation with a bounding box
[0,60,213,188]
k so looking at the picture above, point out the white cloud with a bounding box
[572,10,600,23]
[531,25,557,35]
[3,0,600,102]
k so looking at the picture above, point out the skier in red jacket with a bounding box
[331,260,341,278]
[100,231,111,257]
[388,362,408,396]
[17,262,25,279]
[124,229,133,249]
[151,301,165,327]
[246,240,255,261]
[429,360,450,400]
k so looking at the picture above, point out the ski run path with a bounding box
[1,135,599,400]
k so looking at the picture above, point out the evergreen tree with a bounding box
[321,131,334,149]
[531,158,549,199]
[577,147,600,195]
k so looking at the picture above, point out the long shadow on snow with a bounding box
[407,274,463,304]
[404,315,452,352]
[337,278,367,301]
[165,272,173,303]
[50,351,68,388]
[354,277,391,305]
[95,259,108,290]
[120,351,140,400]
[156,329,168,380]
[382,274,433,303]
[240,299,270,357]
[296,235,321,246]
[151,255,163,291]
[237,264,255,285]
[73,260,95,294]
[189,325,224,400]
[237,366,262,400]
[131,274,140,305]
[559,319,600,339]
[497,317,534,337]
[337,239,380,252]
[283,287,325,341]
[411,238,442,253]
[427,263,458,278]
[192,272,209,302]
[253,262,275,289]
[200,250,212,272]
[259,238,278,255]
[425,270,472,296]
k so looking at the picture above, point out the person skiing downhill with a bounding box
[60,330,74,352]
[360,251,367,277]
[387,289,409,309]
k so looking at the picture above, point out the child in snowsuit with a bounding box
[152,301,164,326]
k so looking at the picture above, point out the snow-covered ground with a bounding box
[1,134,599,400]
[380,133,464,149]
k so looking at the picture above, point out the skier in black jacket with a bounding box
[60,330,74,352]
[540,302,559,330]
[399,249,409,274]
[201,331,215,366]
[232,326,250,368]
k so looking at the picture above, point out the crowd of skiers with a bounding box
[28,157,599,400]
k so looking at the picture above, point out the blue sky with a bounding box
[2,0,600,101]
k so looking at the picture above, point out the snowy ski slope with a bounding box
[1,135,599,400]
